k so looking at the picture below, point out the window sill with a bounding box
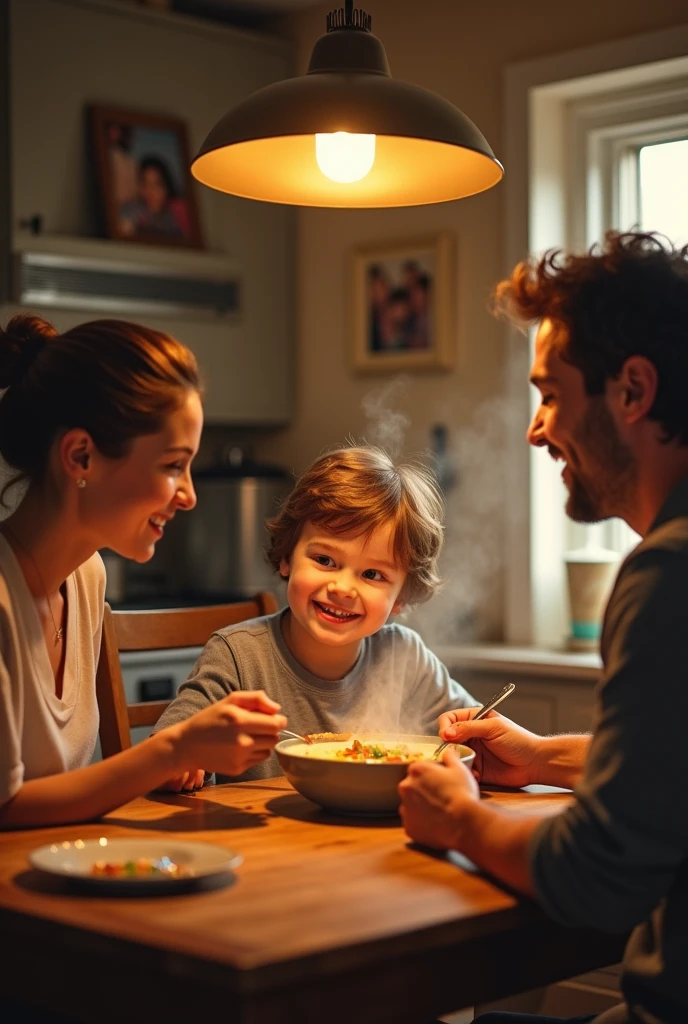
[433,643,602,683]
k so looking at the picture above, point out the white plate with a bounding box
[29,837,242,894]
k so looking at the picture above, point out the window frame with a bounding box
[502,25,688,648]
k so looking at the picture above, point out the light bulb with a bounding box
[315,132,376,183]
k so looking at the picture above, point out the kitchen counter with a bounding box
[434,643,602,683]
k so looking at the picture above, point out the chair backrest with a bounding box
[95,591,279,759]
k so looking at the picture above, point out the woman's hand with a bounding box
[398,747,480,850]
[168,690,287,779]
[437,707,542,789]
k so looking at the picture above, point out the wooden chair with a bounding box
[96,591,279,759]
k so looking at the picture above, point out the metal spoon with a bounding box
[279,729,312,745]
[432,682,516,760]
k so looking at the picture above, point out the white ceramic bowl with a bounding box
[275,733,475,816]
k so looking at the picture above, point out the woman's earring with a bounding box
[77,479,86,489]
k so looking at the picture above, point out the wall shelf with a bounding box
[12,232,239,278]
[13,233,241,319]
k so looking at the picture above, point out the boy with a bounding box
[155,445,476,788]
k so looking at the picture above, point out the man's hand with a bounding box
[437,707,542,788]
[399,746,545,896]
[398,748,480,850]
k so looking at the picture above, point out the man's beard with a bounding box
[563,398,636,524]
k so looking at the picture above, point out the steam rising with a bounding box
[361,377,410,458]
[408,395,515,651]
[330,374,522,735]
[359,379,520,656]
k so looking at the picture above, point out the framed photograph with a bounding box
[351,233,455,372]
[89,105,203,248]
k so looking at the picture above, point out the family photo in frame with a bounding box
[89,105,203,248]
[351,233,455,372]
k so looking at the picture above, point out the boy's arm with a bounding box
[152,633,242,789]
[153,634,241,733]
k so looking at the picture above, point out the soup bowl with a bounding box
[275,733,475,816]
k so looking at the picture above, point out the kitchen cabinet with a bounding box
[2,0,295,424]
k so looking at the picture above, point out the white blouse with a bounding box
[0,535,105,805]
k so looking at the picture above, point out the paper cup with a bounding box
[564,546,619,650]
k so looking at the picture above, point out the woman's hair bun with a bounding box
[0,314,58,389]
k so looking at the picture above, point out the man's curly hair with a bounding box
[493,230,688,444]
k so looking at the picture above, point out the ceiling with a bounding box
[183,0,324,12]
[173,0,326,31]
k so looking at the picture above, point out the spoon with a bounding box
[432,682,516,760]
[279,729,312,745]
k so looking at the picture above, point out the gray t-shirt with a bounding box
[530,474,688,1024]
[154,610,475,782]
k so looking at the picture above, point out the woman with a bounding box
[0,314,286,830]
[119,156,189,240]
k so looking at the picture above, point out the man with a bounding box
[399,231,688,1024]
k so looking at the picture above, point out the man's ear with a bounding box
[279,556,290,581]
[617,356,657,424]
[391,597,405,616]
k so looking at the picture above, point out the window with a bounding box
[639,138,688,244]
[567,83,688,558]
[503,27,688,647]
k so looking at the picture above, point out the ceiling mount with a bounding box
[327,0,370,31]
[326,2,371,33]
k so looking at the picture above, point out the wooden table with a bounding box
[0,778,626,1024]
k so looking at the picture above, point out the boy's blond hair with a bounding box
[266,445,444,606]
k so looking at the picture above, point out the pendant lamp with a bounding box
[191,1,503,208]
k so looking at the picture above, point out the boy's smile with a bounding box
[313,599,361,624]
[280,520,407,679]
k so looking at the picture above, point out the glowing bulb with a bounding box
[315,132,376,183]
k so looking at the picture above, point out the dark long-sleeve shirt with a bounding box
[530,474,688,1024]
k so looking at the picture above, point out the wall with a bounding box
[5,0,296,426]
[254,0,688,642]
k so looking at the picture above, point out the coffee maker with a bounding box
[175,450,291,601]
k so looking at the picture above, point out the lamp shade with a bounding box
[191,4,503,208]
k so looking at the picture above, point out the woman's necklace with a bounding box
[2,524,64,644]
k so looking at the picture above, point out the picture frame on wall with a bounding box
[351,233,456,372]
[89,105,203,248]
